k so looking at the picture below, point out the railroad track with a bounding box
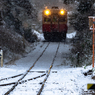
[2,42,50,95]
[0,71,57,83]
[37,42,60,95]
[0,42,60,95]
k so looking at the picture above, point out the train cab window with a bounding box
[52,16,58,22]
[59,16,66,22]
[44,17,51,22]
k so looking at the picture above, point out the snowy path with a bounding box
[8,42,48,70]
[0,38,95,95]
[32,42,60,71]
[10,42,60,95]
[53,42,72,70]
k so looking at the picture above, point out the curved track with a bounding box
[0,42,61,95]
[3,42,50,95]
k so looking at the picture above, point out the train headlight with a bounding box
[44,9,51,16]
[60,10,65,15]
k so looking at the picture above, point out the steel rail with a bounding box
[0,70,57,82]
[0,73,46,86]
[4,42,50,95]
[37,42,60,95]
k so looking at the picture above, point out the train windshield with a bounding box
[59,16,66,22]
[52,15,66,22]
[44,17,51,22]
[43,15,67,23]
[52,15,58,22]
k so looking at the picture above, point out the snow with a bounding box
[33,29,76,40]
[33,30,45,41]
[0,32,95,95]
[67,32,76,38]
[0,66,94,95]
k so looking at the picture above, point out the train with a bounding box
[42,6,68,41]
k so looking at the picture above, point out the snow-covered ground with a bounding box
[0,32,95,95]
[67,32,76,38]
[0,66,94,95]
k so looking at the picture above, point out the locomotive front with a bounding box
[42,7,67,41]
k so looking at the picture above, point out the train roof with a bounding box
[52,6,59,9]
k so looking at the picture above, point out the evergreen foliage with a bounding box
[70,0,95,65]
[77,0,93,13]
[0,0,38,43]
[24,29,37,43]
[0,0,38,55]
[63,0,75,5]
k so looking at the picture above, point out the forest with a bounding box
[0,0,95,65]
